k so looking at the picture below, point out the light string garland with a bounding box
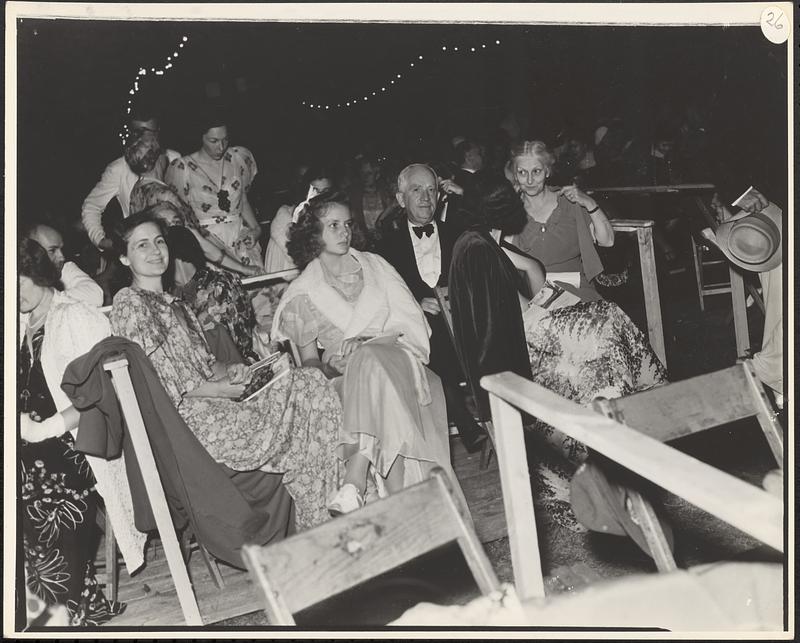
[300,39,502,111]
[118,35,190,145]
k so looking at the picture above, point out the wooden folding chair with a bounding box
[481,370,784,602]
[242,468,501,625]
[103,357,204,625]
[433,285,495,470]
[608,219,666,368]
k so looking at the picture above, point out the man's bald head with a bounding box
[27,224,65,272]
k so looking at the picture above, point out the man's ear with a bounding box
[396,192,406,208]
[119,255,131,267]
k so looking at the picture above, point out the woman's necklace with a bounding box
[191,153,231,212]
[524,192,558,233]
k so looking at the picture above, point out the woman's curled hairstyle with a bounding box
[286,189,365,269]
[124,131,163,175]
[19,238,62,290]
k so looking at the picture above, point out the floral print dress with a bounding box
[522,299,668,531]
[110,287,343,530]
[18,327,125,626]
[166,147,264,270]
[173,266,258,362]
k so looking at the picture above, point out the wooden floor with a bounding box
[100,435,505,627]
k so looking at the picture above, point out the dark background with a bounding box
[16,19,788,227]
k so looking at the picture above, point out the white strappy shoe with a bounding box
[327,483,365,517]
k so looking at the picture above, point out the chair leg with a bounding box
[691,237,705,312]
[478,420,495,470]
[198,543,226,590]
[105,510,118,602]
[742,360,784,467]
[96,507,118,603]
[627,490,677,573]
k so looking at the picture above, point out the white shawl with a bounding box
[20,291,147,573]
[272,249,434,403]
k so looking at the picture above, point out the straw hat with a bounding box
[714,202,782,272]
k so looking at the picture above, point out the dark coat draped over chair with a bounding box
[448,226,534,420]
[62,336,295,568]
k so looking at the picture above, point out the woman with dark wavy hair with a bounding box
[272,191,465,515]
[127,131,259,277]
[109,210,344,530]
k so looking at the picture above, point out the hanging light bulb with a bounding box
[182,36,188,42]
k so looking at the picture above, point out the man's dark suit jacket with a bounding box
[376,214,466,384]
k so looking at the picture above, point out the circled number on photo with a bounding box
[760,7,789,44]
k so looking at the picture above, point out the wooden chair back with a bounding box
[104,357,204,625]
[592,359,783,465]
[480,371,784,601]
[242,468,500,625]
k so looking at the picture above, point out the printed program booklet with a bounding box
[236,351,292,402]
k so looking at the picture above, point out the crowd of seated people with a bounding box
[17,97,784,627]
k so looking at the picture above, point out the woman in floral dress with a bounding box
[109,211,344,529]
[166,225,258,362]
[165,112,264,271]
[126,131,260,277]
[18,239,125,626]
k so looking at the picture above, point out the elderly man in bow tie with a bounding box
[377,163,486,452]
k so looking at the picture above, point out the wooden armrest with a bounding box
[610,219,654,231]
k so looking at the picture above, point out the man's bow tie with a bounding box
[412,223,435,239]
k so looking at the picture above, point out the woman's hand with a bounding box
[187,374,246,399]
[20,412,66,443]
[238,224,262,249]
[558,184,596,211]
[323,336,369,375]
[226,363,253,386]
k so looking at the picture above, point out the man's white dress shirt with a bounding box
[408,219,442,289]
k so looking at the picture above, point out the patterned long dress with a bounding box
[166,147,263,269]
[450,228,667,531]
[110,286,342,530]
[18,327,125,626]
[522,299,667,529]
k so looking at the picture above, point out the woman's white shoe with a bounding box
[327,483,365,517]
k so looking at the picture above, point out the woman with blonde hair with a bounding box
[507,140,614,300]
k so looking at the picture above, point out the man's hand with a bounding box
[420,297,441,315]
[735,188,769,214]
[439,179,464,196]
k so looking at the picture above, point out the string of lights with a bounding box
[118,35,190,145]
[300,39,502,111]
